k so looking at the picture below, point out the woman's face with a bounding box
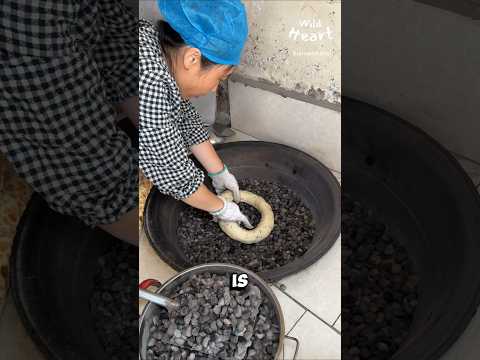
[173,47,234,99]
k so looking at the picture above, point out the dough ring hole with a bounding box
[218,190,275,244]
[238,203,261,229]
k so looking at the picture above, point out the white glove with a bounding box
[209,165,241,203]
[210,197,253,229]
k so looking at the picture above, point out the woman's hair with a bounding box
[156,20,216,69]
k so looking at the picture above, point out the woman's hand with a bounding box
[182,184,252,228]
[210,198,253,229]
[209,165,241,203]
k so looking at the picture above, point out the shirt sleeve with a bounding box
[139,71,204,199]
[177,99,211,148]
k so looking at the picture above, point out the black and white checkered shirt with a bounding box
[139,20,210,200]
[0,1,138,226]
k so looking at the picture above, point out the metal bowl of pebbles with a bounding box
[139,263,299,360]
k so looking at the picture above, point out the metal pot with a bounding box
[139,263,299,360]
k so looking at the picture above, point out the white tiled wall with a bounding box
[190,93,217,125]
[138,0,162,22]
[229,81,341,172]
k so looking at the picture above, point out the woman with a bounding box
[139,0,252,228]
[0,0,139,244]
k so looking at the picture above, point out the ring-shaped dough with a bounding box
[218,190,274,244]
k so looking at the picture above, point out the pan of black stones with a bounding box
[342,97,480,360]
[144,141,341,282]
[139,263,299,360]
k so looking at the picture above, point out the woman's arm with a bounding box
[176,99,226,173]
[140,71,223,212]
[190,140,224,173]
[182,183,224,212]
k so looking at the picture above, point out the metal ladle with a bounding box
[139,279,179,312]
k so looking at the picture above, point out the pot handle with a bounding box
[139,278,162,291]
[284,335,300,360]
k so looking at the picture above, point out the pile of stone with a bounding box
[178,179,315,272]
[146,272,280,360]
[91,242,138,360]
[342,194,419,360]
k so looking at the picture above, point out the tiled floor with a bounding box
[0,155,31,307]
[284,312,341,360]
[0,293,45,359]
[275,238,341,325]
[440,154,480,360]
[454,152,480,189]
[333,315,341,332]
[0,155,39,359]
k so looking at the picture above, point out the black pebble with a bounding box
[177,179,316,272]
[90,242,138,360]
[342,194,419,360]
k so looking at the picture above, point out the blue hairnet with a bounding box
[157,0,248,65]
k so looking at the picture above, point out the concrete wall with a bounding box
[139,0,341,171]
[240,0,341,104]
[139,0,341,105]
[138,0,161,22]
[344,0,480,162]
[229,81,341,172]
